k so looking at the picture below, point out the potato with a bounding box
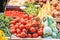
[56,3,60,11]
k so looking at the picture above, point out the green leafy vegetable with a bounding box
[0,13,11,36]
[24,2,39,16]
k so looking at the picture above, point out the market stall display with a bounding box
[0,0,60,40]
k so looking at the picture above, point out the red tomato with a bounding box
[19,13,25,18]
[27,34,32,38]
[32,33,38,38]
[14,33,17,35]
[18,23,21,25]
[16,33,21,37]
[10,20,16,24]
[30,27,36,33]
[22,29,27,32]
[5,10,26,17]
[15,24,19,28]
[10,24,14,27]
[19,24,25,29]
[40,25,44,30]
[10,28,16,34]
[35,27,39,30]
[28,15,33,20]
[32,20,38,27]
[16,28,21,34]
[10,26,15,29]
[24,14,29,19]
[20,18,27,25]
[39,28,43,30]
[25,24,31,29]
[16,23,21,26]
[13,17,20,21]
[20,32,26,38]
[19,12,25,14]
[41,24,44,28]
[38,30,43,36]
[25,18,28,21]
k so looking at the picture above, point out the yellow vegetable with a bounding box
[0,30,7,40]
[38,0,51,19]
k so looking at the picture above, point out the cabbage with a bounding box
[52,32,58,38]
[42,16,58,38]
[43,27,52,35]
[45,36,52,39]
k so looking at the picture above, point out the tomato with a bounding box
[15,24,19,28]
[32,20,38,27]
[18,22,21,25]
[22,29,27,32]
[19,22,21,25]
[25,24,31,29]
[39,28,43,30]
[40,25,44,30]
[19,24,25,29]
[25,18,28,21]
[16,28,21,34]
[20,18,27,25]
[32,33,38,38]
[20,32,26,38]
[27,34,32,38]
[19,13,25,18]
[35,27,39,30]
[38,30,43,36]
[41,24,44,28]
[10,20,16,24]
[28,15,33,20]
[30,27,36,33]
[16,23,21,26]
[10,24,14,27]
[19,12,25,14]
[16,22,21,26]
[10,28,16,34]
[5,10,26,17]
[16,33,21,37]
[24,14,29,19]
[14,33,17,36]
[10,26,15,29]
[13,17,20,21]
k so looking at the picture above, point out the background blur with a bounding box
[0,0,7,12]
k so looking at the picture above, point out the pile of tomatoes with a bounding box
[10,14,44,38]
[4,10,25,18]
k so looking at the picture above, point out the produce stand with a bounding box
[0,0,60,40]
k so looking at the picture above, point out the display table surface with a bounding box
[7,37,60,40]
